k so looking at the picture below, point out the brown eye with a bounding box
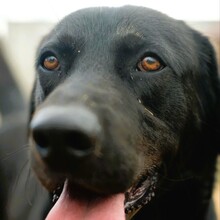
[137,56,163,72]
[43,56,60,70]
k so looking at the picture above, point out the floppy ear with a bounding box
[29,80,36,121]
[192,30,220,154]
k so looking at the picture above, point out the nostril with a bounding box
[32,130,50,149]
[66,131,93,150]
[65,131,95,157]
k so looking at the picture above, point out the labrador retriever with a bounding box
[29,6,220,220]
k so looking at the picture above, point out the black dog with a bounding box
[29,6,220,220]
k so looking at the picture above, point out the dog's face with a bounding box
[29,6,219,220]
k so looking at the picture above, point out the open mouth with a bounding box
[49,171,158,219]
[47,180,126,220]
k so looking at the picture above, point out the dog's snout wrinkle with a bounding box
[30,106,101,159]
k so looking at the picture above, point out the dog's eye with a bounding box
[43,55,60,70]
[137,56,163,72]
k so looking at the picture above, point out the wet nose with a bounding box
[30,106,101,159]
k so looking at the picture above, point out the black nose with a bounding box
[30,106,101,159]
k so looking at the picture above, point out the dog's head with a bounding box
[29,6,220,219]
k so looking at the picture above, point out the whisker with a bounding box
[24,165,33,206]
[0,144,29,161]
[12,159,29,196]
[162,175,194,182]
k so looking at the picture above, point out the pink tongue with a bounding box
[46,182,126,220]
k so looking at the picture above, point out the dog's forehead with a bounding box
[54,6,176,39]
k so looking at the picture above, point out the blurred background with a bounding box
[0,0,219,218]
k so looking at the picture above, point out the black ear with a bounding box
[193,30,220,154]
[29,80,36,121]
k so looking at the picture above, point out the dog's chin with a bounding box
[44,169,158,220]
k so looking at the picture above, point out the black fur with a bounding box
[30,6,220,220]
